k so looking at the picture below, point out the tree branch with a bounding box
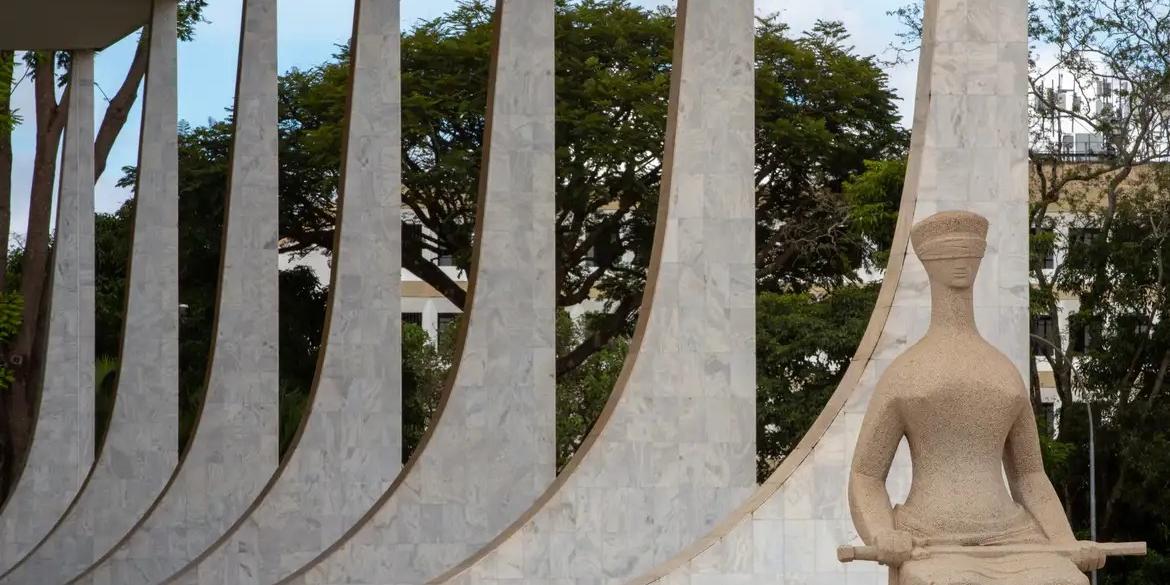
[281,223,468,311]
[403,230,467,310]
[94,29,150,181]
[556,293,639,376]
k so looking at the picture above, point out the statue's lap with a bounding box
[900,553,1088,585]
[895,506,1087,585]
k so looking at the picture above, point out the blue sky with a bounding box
[6,0,914,239]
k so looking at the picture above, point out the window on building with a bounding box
[437,313,459,346]
[1032,315,1055,356]
[1067,227,1100,262]
[403,312,423,328]
[1032,226,1056,270]
[404,221,456,267]
[584,227,621,266]
[1136,320,1152,336]
[1070,314,1095,353]
[1041,402,1056,436]
[1089,134,1105,155]
[1112,314,1152,340]
[1070,227,1099,245]
[404,222,423,248]
[1075,133,1093,155]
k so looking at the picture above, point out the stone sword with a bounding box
[837,541,1147,563]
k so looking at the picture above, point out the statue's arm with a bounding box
[848,379,904,544]
[1004,400,1077,543]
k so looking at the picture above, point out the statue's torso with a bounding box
[886,332,1037,541]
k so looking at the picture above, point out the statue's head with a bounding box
[911,211,989,290]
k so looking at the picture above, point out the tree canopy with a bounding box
[102,0,904,469]
[271,0,905,375]
[0,1,209,497]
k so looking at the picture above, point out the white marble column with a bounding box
[623,0,1031,584]
[0,49,96,578]
[432,1,757,584]
[71,0,281,583]
[161,0,404,583]
[0,3,180,583]
[274,1,558,584]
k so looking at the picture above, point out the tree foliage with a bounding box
[755,19,906,292]
[402,322,452,462]
[0,1,209,496]
[756,284,878,481]
[108,1,902,470]
[1040,175,1170,584]
[116,122,327,452]
[555,311,628,470]
[273,0,904,375]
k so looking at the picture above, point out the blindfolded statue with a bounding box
[839,211,1145,585]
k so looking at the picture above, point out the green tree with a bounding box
[402,322,452,462]
[1043,176,1170,584]
[755,19,906,292]
[1,2,209,496]
[1026,3,1170,580]
[0,50,16,289]
[397,310,631,472]
[842,158,906,270]
[115,122,328,452]
[755,284,878,480]
[93,356,120,453]
[108,0,903,471]
[555,311,628,470]
[273,0,904,374]
[0,294,22,392]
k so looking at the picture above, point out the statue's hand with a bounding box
[874,530,914,567]
[1072,541,1106,572]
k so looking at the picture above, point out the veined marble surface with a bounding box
[70,1,280,583]
[0,49,96,579]
[626,0,1030,584]
[163,0,404,583]
[279,1,557,583]
[432,1,757,584]
[0,4,180,583]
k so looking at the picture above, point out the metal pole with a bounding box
[1088,400,1098,585]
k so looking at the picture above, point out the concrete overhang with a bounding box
[2,0,151,50]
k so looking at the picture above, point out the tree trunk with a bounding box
[556,293,640,376]
[0,50,13,291]
[15,52,66,357]
[2,51,66,498]
[0,50,11,492]
[94,31,149,182]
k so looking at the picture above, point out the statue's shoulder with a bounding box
[885,338,936,371]
[874,342,934,391]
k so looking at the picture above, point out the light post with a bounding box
[1088,400,1097,585]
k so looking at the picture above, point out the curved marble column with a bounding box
[160,1,404,583]
[69,0,280,583]
[0,49,96,577]
[273,1,558,584]
[625,0,1031,583]
[432,1,757,584]
[0,4,181,583]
